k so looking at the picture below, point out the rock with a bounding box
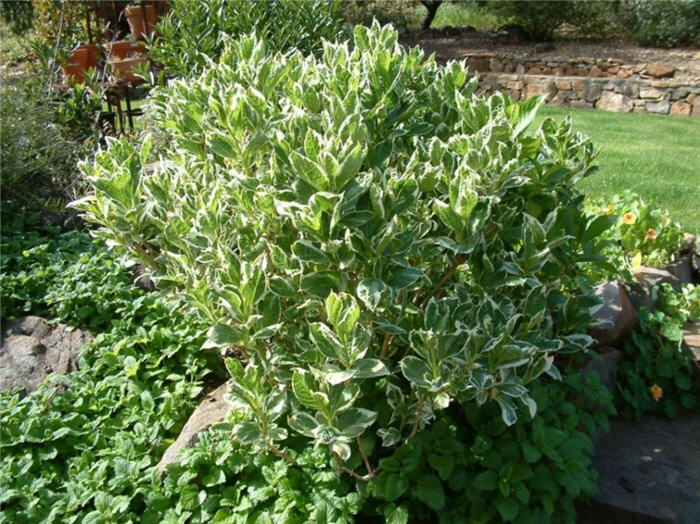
[0,317,92,393]
[589,65,602,77]
[670,101,693,116]
[639,86,664,100]
[488,58,503,73]
[586,413,700,522]
[646,99,671,114]
[588,281,638,347]
[595,91,633,113]
[584,81,602,102]
[664,255,694,285]
[683,322,700,365]
[581,347,622,393]
[629,267,679,311]
[157,382,231,471]
[646,62,675,79]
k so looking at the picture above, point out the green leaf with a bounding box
[202,467,226,487]
[521,441,541,463]
[140,390,154,412]
[292,371,326,411]
[204,324,246,349]
[287,411,319,438]
[301,272,338,297]
[356,278,386,311]
[292,240,330,264]
[473,470,498,490]
[389,267,425,289]
[399,356,431,387]
[353,358,389,379]
[384,504,409,524]
[384,473,409,502]
[495,497,520,521]
[336,408,377,438]
[232,422,262,444]
[414,474,445,511]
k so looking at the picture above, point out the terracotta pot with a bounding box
[124,4,158,39]
[104,40,145,60]
[61,44,99,83]
[108,56,148,82]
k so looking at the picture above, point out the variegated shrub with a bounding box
[76,24,611,479]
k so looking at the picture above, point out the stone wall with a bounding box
[477,73,700,116]
[466,53,679,81]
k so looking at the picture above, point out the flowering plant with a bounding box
[588,191,684,273]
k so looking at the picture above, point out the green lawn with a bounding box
[536,106,700,233]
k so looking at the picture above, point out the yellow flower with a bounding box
[649,384,663,402]
[605,204,614,214]
[646,228,658,240]
[622,213,636,225]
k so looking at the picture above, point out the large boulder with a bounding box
[588,281,638,347]
[157,381,231,471]
[0,317,92,393]
[581,413,700,523]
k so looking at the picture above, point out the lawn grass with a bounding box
[536,105,700,233]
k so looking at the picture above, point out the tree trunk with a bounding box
[420,0,442,30]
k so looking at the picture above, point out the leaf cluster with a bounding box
[362,372,614,523]
[615,283,700,419]
[148,0,346,78]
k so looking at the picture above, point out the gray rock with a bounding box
[157,382,231,471]
[664,255,694,286]
[646,99,671,114]
[682,233,696,254]
[589,413,700,523]
[0,317,92,393]
[588,281,638,347]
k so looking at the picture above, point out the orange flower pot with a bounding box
[124,4,158,39]
[61,44,99,83]
[108,56,149,82]
[104,40,146,60]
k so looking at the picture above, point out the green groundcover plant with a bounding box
[76,23,616,520]
[615,283,700,419]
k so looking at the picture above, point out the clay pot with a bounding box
[104,40,146,60]
[108,56,148,82]
[124,4,158,39]
[61,44,99,83]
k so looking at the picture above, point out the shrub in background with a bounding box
[621,0,700,48]
[78,23,614,520]
[148,0,345,78]
[484,0,619,41]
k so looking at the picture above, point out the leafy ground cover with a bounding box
[537,106,700,234]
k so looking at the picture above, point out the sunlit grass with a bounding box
[537,105,700,233]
